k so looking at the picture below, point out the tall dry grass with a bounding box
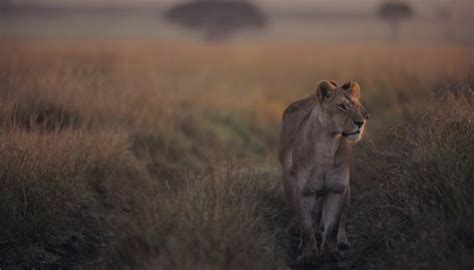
[105,167,286,270]
[0,41,472,269]
[352,90,474,269]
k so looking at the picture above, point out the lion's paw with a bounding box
[337,240,351,251]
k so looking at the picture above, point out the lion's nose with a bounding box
[354,120,364,128]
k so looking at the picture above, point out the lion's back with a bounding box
[278,95,315,165]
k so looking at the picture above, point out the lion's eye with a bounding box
[338,104,348,111]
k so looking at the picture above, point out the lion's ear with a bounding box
[342,81,360,100]
[316,80,337,101]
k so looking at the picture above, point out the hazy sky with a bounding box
[12,0,470,15]
[11,0,457,9]
[7,0,474,21]
[4,0,472,42]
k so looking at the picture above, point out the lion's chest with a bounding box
[296,142,350,196]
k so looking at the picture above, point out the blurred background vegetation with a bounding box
[1,0,473,43]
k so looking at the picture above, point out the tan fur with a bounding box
[278,80,368,264]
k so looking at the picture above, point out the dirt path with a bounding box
[286,229,353,270]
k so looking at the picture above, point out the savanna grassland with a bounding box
[0,41,473,269]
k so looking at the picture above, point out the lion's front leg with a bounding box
[337,188,351,251]
[313,196,323,244]
[295,195,319,265]
[320,191,346,261]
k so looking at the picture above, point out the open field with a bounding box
[0,41,473,269]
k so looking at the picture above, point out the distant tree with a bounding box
[378,1,414,41]
[163,0,267,41]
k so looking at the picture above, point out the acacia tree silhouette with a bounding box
[163,0,267,41]
[378,1,414,42]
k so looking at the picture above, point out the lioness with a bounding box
[278,80,368,264]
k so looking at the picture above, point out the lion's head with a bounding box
[315,80,369,142]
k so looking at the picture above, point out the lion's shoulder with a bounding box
[278,95,317,163]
